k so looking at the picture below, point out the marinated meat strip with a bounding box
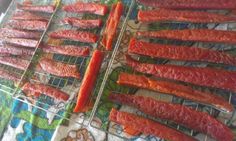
[109,108,196,141]
[40,44,90,57]
[8,20,48,31]
[3,38,38,48]
[74,50,104,112]
[17,3,55,13]
[138,9,236,23]
[102,2,123,50]
[12,11,48,21]
[62,2,108,16]
[128,38,236,66]
[126,55,236,93]
[49,30,98,43]
[38,58,80,79]
[0,67,20,82]
[0,45,34,56]
[0,56,29,70]
[109,94,233,141]
[137,29,236,44]
[22,82,70,101]
[137,0,236,10]
[117,73,233,112]
[0,28,41,39]
[61,18,103,29]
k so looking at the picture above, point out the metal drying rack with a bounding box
[0,0,111,124]
[0,0,131,127]
[89,0,236,140]
[0,0,235,140]
[0,0,63,111]
[0,0,87,125]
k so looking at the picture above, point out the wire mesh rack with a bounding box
[0,0,60,95]
[0,0,134,128]
[90,0,236,140]
[1,0,236,140]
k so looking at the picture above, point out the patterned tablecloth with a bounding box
[0,1,236,141]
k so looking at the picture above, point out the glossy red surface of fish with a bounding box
[61,18,102,29]
[63,2,108,16]
[17,3,55,13]
[74,50,104,112]
[138,9,236,23]
[3,38,38,48]
[0,68,20,82]
[102,2,123,50]
[40,44,90,57]
[0,28,41,39]
[129,38,236,66]
[8,20,48,31]
[126,55,236,93]
[0,56,29,70]
[49,30,98,43]
[0,45,34,56]
[22,82,70,101]
[12,11,48,21]
[38,58,80,79]
[137,29,236,44]
[117,73,233,112]
[109,108,197,141]
[109,94,233,141]
[137,0,236,10]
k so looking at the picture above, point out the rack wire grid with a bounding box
[0,0,60,98]
[90,0,236,140]
[0,0,75,125]
[0,0,134,127]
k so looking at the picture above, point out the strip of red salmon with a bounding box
[0,28,41,39]
[126,55,236,93]
[128,38,236,66]
[38,58,80,79]
[3,38,38,48]
[137,0,236,10]
[74,50,104,112]
[0,68,20,82]
[12,11,48,21]
[17,3,55,13]
[8,20,48,31]
[109,108,197,141]
[49,30,98,43]
[61,18,102,29]
[62,2,108,16]
[101,2,123,50]
[0,45,34,56]
[109,94,233,141]
[0,56,29,70]
[22,82,69,101]
[117,73,233,112]
[138,9,236,23]
[40,44,90,57]
[136,29,236,44]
